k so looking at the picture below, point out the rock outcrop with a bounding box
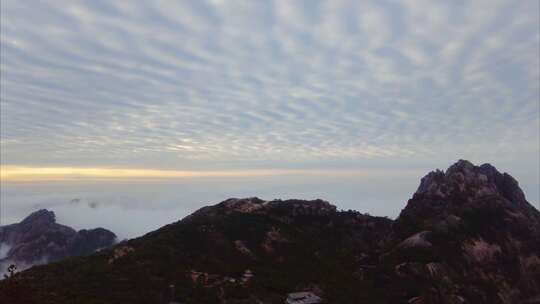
[388,160,540,303]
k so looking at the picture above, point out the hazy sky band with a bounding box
[0,165,429,182]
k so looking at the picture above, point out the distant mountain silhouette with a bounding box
[0,209,116,272]
[1,160,538,303]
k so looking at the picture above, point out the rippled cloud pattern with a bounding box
[1,0,538,170]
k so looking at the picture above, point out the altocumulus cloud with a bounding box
[0,0,538,173]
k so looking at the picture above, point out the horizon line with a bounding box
[0,165,423,182]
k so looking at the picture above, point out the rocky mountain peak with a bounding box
[395,160,539,242]
[415,159,526,204]
[19,209,56,226]
[0,209,116,269]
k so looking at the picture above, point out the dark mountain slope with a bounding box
[1,160,538,304]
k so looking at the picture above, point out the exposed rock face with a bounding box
[415,160,528,204]
[389,160,540,303]
[395,160,539,238]
[1,160,538,304]
[0,209,117,268]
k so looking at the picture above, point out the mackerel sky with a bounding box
[0,1,539,213]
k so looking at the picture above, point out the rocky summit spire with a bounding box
[415,159,527,205]
[395,160,540,242]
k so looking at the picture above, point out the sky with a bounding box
[0,1,539,238]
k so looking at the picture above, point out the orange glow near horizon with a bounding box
[0,165,380,182]
[0,166,424,182]
[0,166,315,181]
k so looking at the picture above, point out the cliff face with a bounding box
[0,209,117,268]
[1,160,539,304]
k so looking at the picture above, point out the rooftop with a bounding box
[286,291,322,304]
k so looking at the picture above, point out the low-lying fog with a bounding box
[2,172,538,240]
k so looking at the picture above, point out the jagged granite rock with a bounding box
[387,160,540,303]
[0,161,538,304]
[0,209,117,268]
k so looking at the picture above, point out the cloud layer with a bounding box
[1,171,425,238]
[1,0,538,171]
